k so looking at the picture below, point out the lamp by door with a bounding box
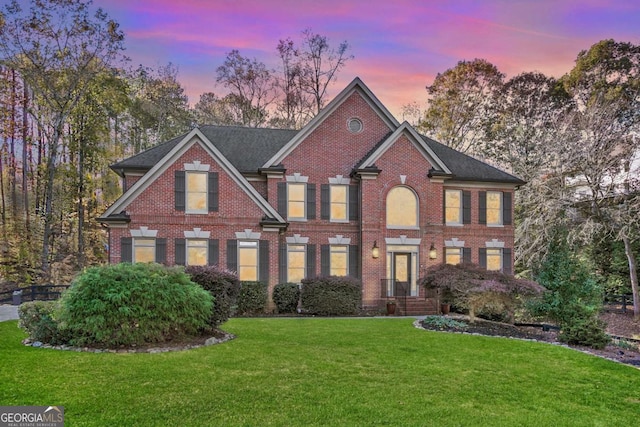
[429,242,438,260]
[372,241,380,259]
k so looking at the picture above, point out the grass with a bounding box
[1,317,639,426]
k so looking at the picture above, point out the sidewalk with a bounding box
[0,304,19,322]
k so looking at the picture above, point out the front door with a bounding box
[393,252,411,297]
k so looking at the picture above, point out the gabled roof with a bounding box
[355,122,452,175]
[111,126,298,176]
[262,77,399,168]
[99,128,287,223]
[422,135,525,185]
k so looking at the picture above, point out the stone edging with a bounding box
[21,331,236,354]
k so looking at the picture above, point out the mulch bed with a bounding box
[418,316,640,368]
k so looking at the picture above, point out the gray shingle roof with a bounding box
[110,125,524,185]
[111,125,298,175]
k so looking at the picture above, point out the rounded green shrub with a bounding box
[559,316,610,349]
[273,282,300,314]
[300,276,362,316]
[236,281,268,315]
[59,263,213,347]
[18,300,70,344]
[186,265,240,327]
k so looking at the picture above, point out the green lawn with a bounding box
[1,318,639,426]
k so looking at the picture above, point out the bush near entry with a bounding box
[236,281,268,315]
[186,265,240,327]
[301,276,361,316]
[273,283,300,313]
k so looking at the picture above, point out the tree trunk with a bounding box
[77,124,85,267]
[22,80,30,229]
[622,235,640,319]
[41,121,63,277]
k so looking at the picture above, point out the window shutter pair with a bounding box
[174,171,219,212]
[175,239,219,266]
[478,248,513,274]
[120,237,165,264]
[319,245,360,278]
[277,182,316,219]
[320,184,360,221]
[479,191,512,225]
[227,239,270,282]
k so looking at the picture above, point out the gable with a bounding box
[100,128,285,223]
[263,77,399,168]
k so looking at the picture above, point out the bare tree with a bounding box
[0,0,124,277]
[299,29,353,114]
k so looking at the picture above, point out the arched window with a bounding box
[386,186,418,228]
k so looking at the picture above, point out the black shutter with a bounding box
[175,239,186,265]
[208,172,219,212]
[349,245,360,278]
[479,191,487,225]
[277,182,287,216]
[479,248,487,269]
[307,184,316,220]
[503,192,512,225]
[462,247,471,264]
[227,240,238,272]
[259,240,270,283]
[306,244,316,279]
[175,171,185,211]
[320,245,330,276]
[279,241,287,283]
[503,248,513,275]
[121,237,132,263]
[321,184,330,220]
[208,239,219,266]
[442,189,446,224]
[155,238,167,264]
[462,191,471,224]
[349,184,359,221]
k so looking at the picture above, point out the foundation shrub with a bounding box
[18,300,70,345]
[186,265,240,327]
[273,283,300,313]
[59,263,212,347]
[300,276,362,316]
[236,281,268,315]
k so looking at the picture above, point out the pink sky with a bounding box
[98,0,639,117]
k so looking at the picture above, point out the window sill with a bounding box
[487,224,504,228]
[386,226,420,230]
[445,223,464,227]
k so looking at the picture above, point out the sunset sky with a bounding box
[87,1,640,116]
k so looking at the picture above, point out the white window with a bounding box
[186,171,207,213]
[330,245,348,276]
[287,244,306,283]
[187,239,207,266]
[288,183,306,220]
[386,186,418,228]
[486,191,503,226]
[445,190,462,225]
[486,248,502,271]
[238,241,258,281]
[445,248,462,265]
[133,238,155,263]
[330,185,348,221]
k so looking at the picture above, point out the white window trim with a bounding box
[486,247,503,272]
[133,237,156,263]
[238,240,259,281]
[445,247,463,265]
[185,171,208,214]
[287,243,306,283]
[386,186,419,229]
[186,238,208,266]
[330,184,349,223]
[486,191,503,227]
[287,182,307,222]
[330,244,349,276]
[445,189,463,226]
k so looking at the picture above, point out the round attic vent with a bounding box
[347,118,363,133]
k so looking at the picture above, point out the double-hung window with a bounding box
[486,191,503,226]
[133,238,155,263]
[287,183,306,220]
[330,245,348,276]
[445,190,462,225]
[287,244,306,283]
[187,239,208,266]
[238,241,258,281]
[445,247,462,265]
[186,172,207,213]
[330,185,348,222]
[486,248,502,271]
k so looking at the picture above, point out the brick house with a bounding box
[99,78,524,315]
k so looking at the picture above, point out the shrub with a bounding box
[300,276,361,316]
[273,283,300,313]
[236,281,268,315]
[559,316,610,349]
[420,263,544,323]
[18,300,69,344]
[529,232,608,348]
[422,315,467,331]
[59,263,213,347]
[186,265,240,327]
